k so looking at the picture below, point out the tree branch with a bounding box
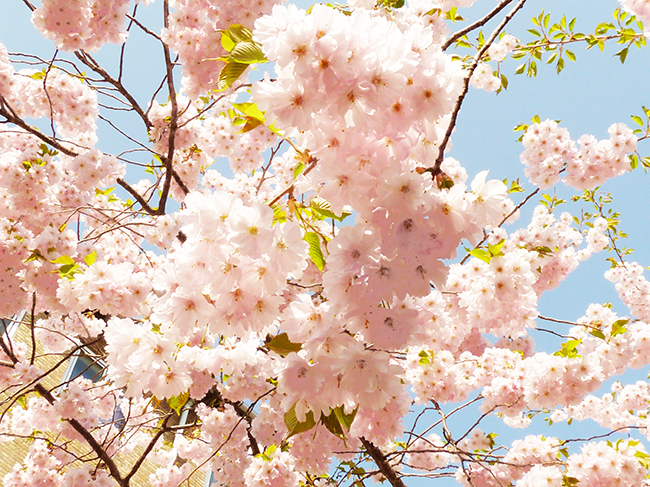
[430,0,529,178]
[28,293,36,366]
[124,415,171,483]
[75,51,152,131]
[459,186,539,265]
[0,99,78,157]
[117,178,157,215]
[156,0,179,215]
[33,382,127,486]
[443,0,516,51]
[360,437,407,487]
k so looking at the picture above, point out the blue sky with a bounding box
[2,0,650,485]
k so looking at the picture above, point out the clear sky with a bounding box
[2,1,650,485]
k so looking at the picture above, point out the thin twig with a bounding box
[75,51,152,130]
[29,294,36,366]
[430,0,529,178]
[443,0,516,50]
[460,187,539,265]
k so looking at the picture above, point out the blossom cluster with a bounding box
[520,119,637,189]
[1,1,650,487]
[31,0,130,52]
[162,0,282,97]
[605,262,650,322]
[620,0,650,25]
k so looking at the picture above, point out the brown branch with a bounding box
[537,315,581,327]
[172,170,190,196]
[123,415,171,483]
[125,12,164,42]
[75,51,152,131]
[459,187,539,265]
[117,178,157,215]
[0,100,77,157]
[28,294,36,365]
[360,437,407,487]
[443,0,516,51]
[156,0,179,216]
[98,114,153,153]
[0,337,105,424]
[268,157,318,207]
[430,0,529,178]
[20,0,36,11]
[33,382,127,486]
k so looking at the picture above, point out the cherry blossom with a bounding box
[1,0,650,486]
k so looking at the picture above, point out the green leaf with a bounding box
[231,102,265,122]
[615,47,629,63]
[24,249,46,263]
[83,250,97,266]
[418,350,431,365]
[631,115,644,126]
[533,246,553,256]
[259,444,278,461]
[167,390,190,415]
[30,69,46,80]
[321,405,359,439]
[565,49,576,62]
[378,0,404,8]
[284,404,316,439]
[230,41,268,64]
[272,203,287,224]
[309,198,351,222]
[635,450,650,469]
[220,31,236,52]
[303,231,326,271]
[611,319,629,336]
[95,187,115,196]
[223,24,253,43]
[589,329,607,340]
[469,248,491,264]
[321,409,346,438]
[554,339,582,359]
[507,178,525,193]
[562,476,580,487]
[51,255,75,266]
[239,118,264,133]
[293,161,305,179]
[487,239,506,257]
[265,332,302,357]
[333,404,358,433]
[217,61,248,91]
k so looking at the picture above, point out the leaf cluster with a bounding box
[214,25,268,91]
[513,7,646,77]
[284,403,359,441]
